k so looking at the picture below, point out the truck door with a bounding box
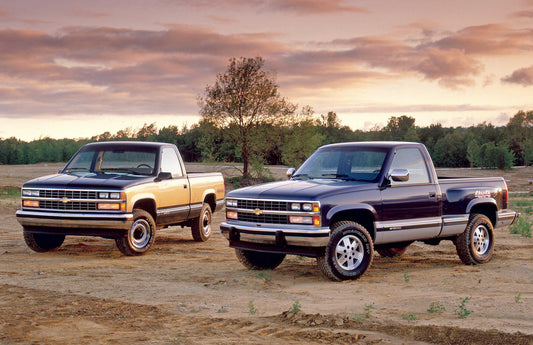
[156,147,191,225]
[377,147,441,244]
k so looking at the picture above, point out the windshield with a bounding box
[293,147,387,182]
[63,147,157,176]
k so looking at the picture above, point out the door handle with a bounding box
[429,192,436,198]
[183,184,188,189]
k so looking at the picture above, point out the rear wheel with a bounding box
[455,214,494,265]
[317,221,373,281]
[116,209,155,256]
[191,203,212,242]
[23,229,65,252]
[235,249,286,270]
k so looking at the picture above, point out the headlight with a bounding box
[291,203,301,211]
[109,192,121,199]
[99,192,109,199]
[226,199,238,207]
[302,203,313,211]
[22,189,39,197]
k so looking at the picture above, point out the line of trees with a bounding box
[1,110,532,170]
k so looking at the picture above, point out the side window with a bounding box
[389,148,430,185]
[160,148,183,177]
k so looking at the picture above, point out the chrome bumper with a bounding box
[497,209,520,228]
[220,221,330,247]
[16,210,133,230]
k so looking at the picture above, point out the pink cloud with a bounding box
[502,65,533,86]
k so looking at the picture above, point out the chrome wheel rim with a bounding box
[129,218,151,250]
[473,224,490,255]
[201,209,211,237]
[335,234,364,270]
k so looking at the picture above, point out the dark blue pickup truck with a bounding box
[221,142,520,281]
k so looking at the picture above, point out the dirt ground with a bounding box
[0,163,532,345]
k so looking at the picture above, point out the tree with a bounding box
[506,110,533,165]
[198,57,296,177]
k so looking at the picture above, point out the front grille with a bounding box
[237,200,289,211]
[237,212,288,224]
[39,190,97,199]
[39,200,98,211]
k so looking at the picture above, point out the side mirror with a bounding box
[390,169,409,182]
[155,172,172,182]
[286,168,295,179]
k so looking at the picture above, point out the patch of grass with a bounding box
[254,270,272,283]
[454,297,472,319]
[288,300,301,313]
[510,217,532,238]
[248,300,258,315]
[401,313,417,322]
[217,306,228,313]
[403,271,410,283]
[353,303,374,322]
[515,292,522,303]
[0,186,20,199]
[427,302,446,314]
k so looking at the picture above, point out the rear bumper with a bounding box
[16,210,133,237]
[497,209,520,228]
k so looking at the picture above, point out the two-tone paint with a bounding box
[221,142,519,257]
[16,141,225,239]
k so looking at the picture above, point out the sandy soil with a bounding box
[0,163,532,345]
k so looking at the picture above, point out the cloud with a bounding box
[264,0,367,14]
[502,65,533,86]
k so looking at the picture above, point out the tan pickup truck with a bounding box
[16,141,225,255]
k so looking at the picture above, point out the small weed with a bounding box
[353,303,374,322]
[217,306,228,313]
[427,302,446,314]
[510,217,532,238]
[404,271,410,283]
[454,297,472,319]
[248,300,258,315]
[288,300,301,313]
[401,313,417,322]
[478,279,482,284]
[515,292,522,303]
[255,270,272,283]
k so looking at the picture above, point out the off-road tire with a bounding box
[23,230,65,252]
[317,221,374,281]
[116,209,155,256]
[455,214,494,265]
[375,242,412,258]
[191,203,212,242]
[235,249,286,270]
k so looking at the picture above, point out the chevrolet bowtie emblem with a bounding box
[253,208,263,215]
[61,197,71,203]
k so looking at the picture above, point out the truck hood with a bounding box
[22,173,152,190]
[227,179,376,201]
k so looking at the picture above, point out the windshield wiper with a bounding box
[63,167,90,173]
[100,168,146,175]
[321,174,358,181]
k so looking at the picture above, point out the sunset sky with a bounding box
[1,0,533,140]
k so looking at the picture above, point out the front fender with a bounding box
[325,203,378,224]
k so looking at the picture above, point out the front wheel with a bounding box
[235,249,286,270]
[191,203,212,242]
[455,214,494,265]
[23,229,65,252]
[317,221,374,281]
[116,209,155,256]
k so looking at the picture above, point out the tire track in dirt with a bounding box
[1,284,531,345]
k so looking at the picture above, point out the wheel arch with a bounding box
[467,200,497,226]
[132,198,157,221]
[326,205,377,241]
[203,192,216,212]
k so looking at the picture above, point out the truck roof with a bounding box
[82,141,174,149]
[319,141,424,150]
